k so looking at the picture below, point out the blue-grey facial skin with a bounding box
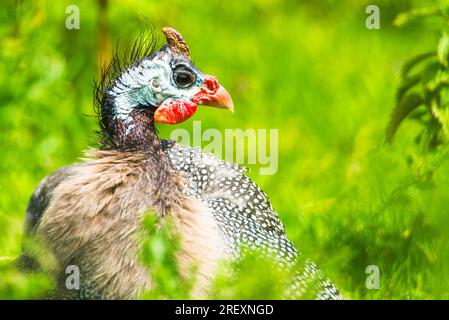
[107,46,205,133]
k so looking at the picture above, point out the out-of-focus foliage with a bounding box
[0,259,52,299]
[1,0,449,299]
[139,214,193,300]
[139,215,311,299]
[388,4,449,151]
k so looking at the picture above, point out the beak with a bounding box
[198,76,234,112]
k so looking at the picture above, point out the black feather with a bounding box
[93,24,160,147]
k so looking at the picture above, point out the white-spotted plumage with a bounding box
[166,141,342,300]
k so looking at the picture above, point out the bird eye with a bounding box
[173,66,196,88]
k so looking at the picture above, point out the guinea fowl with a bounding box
[22,27,342,300]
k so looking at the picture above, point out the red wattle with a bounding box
[153,99,198,124]
[154,76,220,124]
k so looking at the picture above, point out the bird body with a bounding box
[28,147,222,299]
[22,27,342,300]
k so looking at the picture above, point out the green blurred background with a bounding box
[1,0,449,299]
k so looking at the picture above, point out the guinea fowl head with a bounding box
[95,27,234,150]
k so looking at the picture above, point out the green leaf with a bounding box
[426,69,449,92]
[431,101,449,140]
[386,93,424,143]
[396,74,421,103]
[400,52,434,79]
[394,7,445,27]
[437,33,449,67]
[421,61,442,85]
